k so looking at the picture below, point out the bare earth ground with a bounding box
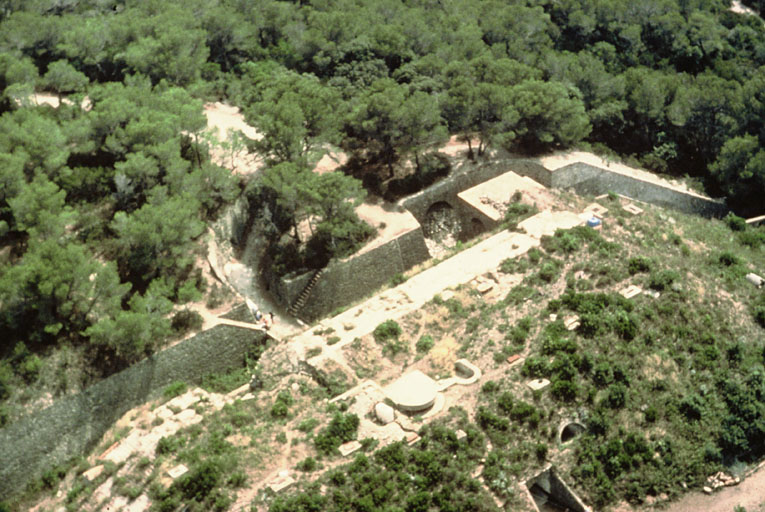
[664,462,765,512]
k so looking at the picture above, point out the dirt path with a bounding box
[663,463,765,512]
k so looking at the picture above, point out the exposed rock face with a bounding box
[375,402,395,425]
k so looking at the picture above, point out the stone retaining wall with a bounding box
[268,225,430,322]
[545,163,727,217]
[0,324,268,500]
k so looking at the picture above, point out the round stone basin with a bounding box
[383,370,438,412]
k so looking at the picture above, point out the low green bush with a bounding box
[373,320,402,343]
[725,213,747,231]
[163,381,187,398]
[298,417,320,433]
[170,309,204,334]
[649,269,680,291]
[315,412,360,455]
[627,256,652,274]
[415,334,434,353]
[270,390,295,419]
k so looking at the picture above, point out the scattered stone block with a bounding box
[165,393,200,411]
[167,464,189,480]
[441,290,455,301]
[585,203,608,218]
[644,289,661,299]
[506,354,521,365]
[175,409,200,424]
[549,313,557,321]
[620,285,642,299]
[455,429,467,441]
[527,379,550,391]
[269,473,295,493]
[82,464,104,482]
[343,322,355,331]
[703,486,713,494]
[375,402,395,425]
[563,316,580,331]
[624,203,644,215]
[339,440,363,457]
[476,281,493,294]
[746,273,764,288]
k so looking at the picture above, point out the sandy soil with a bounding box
[202,102,264,175]
[663,462,765,512]
[29,92,91,110]
[730,0,760,16]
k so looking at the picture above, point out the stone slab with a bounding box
[82,464,104,482]
[506,354,521,365]
[165,393,200,411]
[338,440,363,457]
[620,285,642,299]
[624,203,644,215]
[269,474,295,493]
[563,316,580,331]
[527,379,550,391]
[168,464,189,479]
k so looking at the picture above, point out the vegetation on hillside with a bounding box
[2,0,765,508]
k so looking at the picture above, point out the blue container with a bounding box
[587,217,602,228]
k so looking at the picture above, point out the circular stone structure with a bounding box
[383,370,439,412]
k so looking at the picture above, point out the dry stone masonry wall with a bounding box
[0,323,268,499]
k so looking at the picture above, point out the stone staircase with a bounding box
[288,268,325,319]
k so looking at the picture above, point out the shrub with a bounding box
[627,256,652,274]
[156,435,185,455]
[270,390,295,419]
[521,356,549,378]
[538,260,561,283]
[373,320,402,343]
[476,406,509,431]
[481,380,499,394]
[551,379,578,402]
[649,269,680,291]
[390,273,407,286]
[18,354,42,382]
[535,443,548,461]
[644,406,658,423]
[175,461,221,501]
[298,417,320,432]
[314,412,359,455]
[416,334,434,353]
[497,392,514,414]
[170,309,204,334]
[592,362,613,388]
[500,257,528,274]
[604,383,628,409]
[739,229,765,248]
[296,457,319,472]
[504,285,535,305]
[163,381,187,398]
[725,213,747,231]
[716,251,741,267]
